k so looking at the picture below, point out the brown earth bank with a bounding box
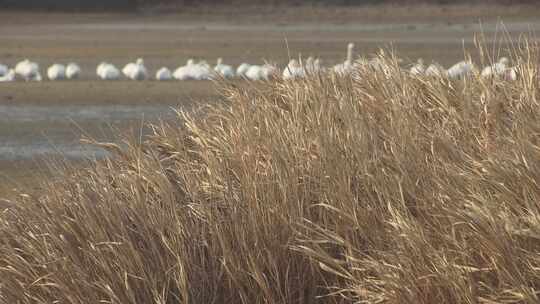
[0,81,224,105]
[0,0,538,12]
[1,4,540,25]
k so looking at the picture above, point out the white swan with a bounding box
[245,65,261,80]
[214,58,235,79]
[447,60,476,80]
[262,63,279,80]
[505,66,518,81]
[481,57,510,78]
[236,63,251,78]
[66,63,81,79]
[14,60,27,75]
[360,54,398,79]
[47,64,66,80]
[97,62,120,80]
[15,59,40,81]
[173,59,196,80]
[122,62,135,77]
[409,58,425,75]
[97,62,107,77]
[131,58,148,80]
[123,58,147,80]
[172,59,211,80]
[305,57,323,74]
[0,69,15,82]
[245,63,278,81]
[425,62,447,77]
[0,64,7,77]
[193,60,212,80]
[283,59,306,80]
[156,67,172,81]
[333,42,355,75]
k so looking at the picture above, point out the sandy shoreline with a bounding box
[0,81,224,105]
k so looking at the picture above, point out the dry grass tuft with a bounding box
[2,43,540,304]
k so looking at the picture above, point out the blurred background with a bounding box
[0,0,539,196]
[0,0,537,10]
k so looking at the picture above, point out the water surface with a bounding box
[0,104,177,161]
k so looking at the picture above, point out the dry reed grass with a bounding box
[1,42,540,304]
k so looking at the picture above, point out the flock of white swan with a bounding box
[0,43,518,83]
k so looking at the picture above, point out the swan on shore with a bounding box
[15,59,41,81]
[97,62,106,77]
[245,65,261,80]
[173,59,196,80]
[236,62,251,78]
[283,59,306,80]
[425,62,447,77]
[214,58,235,78]
[305,56,323,74]
[173,59,212,80]
[0,69,15,82]
[245,63,278,81]
[481,57,510,78]
[447,60,476,80]
[156,67,172,81]
[504,66,518,81]
[262,63,279,80]
[193,60,212,80]
[333,42,355,74]
[409,58,425,75]
[122,62,135,78]
[97,62,120,80]
[123,58,147,80]
[66,63,81,79]
[47,64,66,80]
[0,64,7,77]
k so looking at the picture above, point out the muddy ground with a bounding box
[1,4,540,197]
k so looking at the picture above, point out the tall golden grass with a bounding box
[2,44,540,303]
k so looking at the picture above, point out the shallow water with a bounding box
[0,104,177,161]
[0,104,176,123]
